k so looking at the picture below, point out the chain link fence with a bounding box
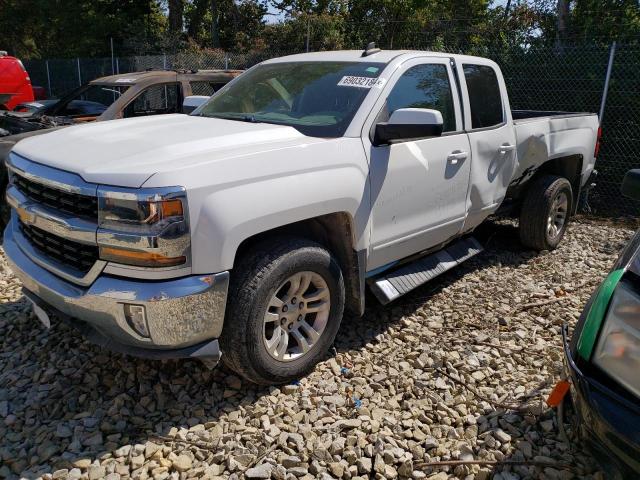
[22,42,640,217]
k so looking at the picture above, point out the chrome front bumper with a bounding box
[4,221,229,359]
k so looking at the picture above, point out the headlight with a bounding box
[96,186,190,268]
[593,282,640,398]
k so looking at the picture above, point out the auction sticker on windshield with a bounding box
[338,76,385,88]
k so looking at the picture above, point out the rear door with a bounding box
[364,57,471,270]
[457,60,517,231]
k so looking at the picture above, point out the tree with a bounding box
[571,0,640,43]
[168,0,185,33]
[185,0,268,50]
[555,0,570,51]
[0,0,166,58]
[3,0,635,60]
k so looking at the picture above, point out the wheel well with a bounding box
[503,154,583,217]
[534,154,583,213]
[234,213,364,316]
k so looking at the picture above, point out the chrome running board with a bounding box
[368,237,483,304]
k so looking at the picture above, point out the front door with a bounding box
[364,57,471,271]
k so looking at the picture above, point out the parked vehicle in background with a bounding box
[11,100,58,113]
[0,68,242,227]
[563,169,640,479]
[0,51,35,111]
[32,86,47,100]
[4,47,600,385]
[0,68,243,137]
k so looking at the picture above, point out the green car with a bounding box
[564,169,640,478]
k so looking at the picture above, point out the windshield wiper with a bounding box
[202,113,262,123]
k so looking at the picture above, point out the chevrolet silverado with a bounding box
[4,47,600,384]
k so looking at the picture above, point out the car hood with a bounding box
[0,110,43,137]
[12,114,324,187]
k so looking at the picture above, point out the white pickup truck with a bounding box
[4,47,600,384]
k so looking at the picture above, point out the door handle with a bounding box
[447,150,468,164]
[498,143,516,153]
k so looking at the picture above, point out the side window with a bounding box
[124,83,180,118]
[385,63,456,133]
[190,81,214,96]
[463,64,504,129]
[190,81,227,96]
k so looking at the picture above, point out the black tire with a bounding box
[519,175,573,251]
[220,236,345,385]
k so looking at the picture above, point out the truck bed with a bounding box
[512,110,596,123]
[510,110,599,190]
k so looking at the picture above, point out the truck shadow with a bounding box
[0,219,573,478]
[334,219,537,354]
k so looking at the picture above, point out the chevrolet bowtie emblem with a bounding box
[16,206,34,224]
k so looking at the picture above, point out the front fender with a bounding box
[144,137,372,274]
[143,137,372,274]
[191,163,369,273]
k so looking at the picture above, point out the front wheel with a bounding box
[220,237,345,385]
[519,175,573,251]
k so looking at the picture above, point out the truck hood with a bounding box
[12,114,320,187]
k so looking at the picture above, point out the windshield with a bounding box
[48,84,130,117]
[196,61,386,137]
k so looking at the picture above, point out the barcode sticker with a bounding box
[337,76,385,88]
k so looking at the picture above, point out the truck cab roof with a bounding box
[91,69,244,87]
[263,49,495,66]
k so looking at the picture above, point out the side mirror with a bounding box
[373,108,444,146]
[182,95,209,114]
[622,169,640,201]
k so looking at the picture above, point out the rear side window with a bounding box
[385,64,456,132]
[190,81,228,96]
[124,83,181,118]
[463,64,503,129]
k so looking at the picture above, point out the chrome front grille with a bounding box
[13,174,98,221]
[6,152,190,285]
[6,152,105,285]
[18,220,99,274]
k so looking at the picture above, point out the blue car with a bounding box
[564,169,640,479]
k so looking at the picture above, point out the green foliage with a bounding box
[571,0,640,43]
[0,0,638,59]
[0,0,165,58]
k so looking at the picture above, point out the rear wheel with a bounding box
[221,237,345,385]
[519,175,573,251]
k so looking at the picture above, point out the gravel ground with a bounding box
[0,217,636,480]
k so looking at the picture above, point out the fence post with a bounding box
[76,58,82,86]
[110,37,115,75]
[45,60,52,97]
[163,53,167,70]
[599,41,616,126]
[224,52,229,70]
[116,58,120,74]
